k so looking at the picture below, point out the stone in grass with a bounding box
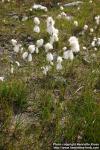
[54,76,67,85]
[64,1,83,7]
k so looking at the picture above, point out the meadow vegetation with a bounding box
[0,0,100,149]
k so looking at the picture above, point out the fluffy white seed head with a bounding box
[90,28,94,33]
[22,52,28,60]
[69,36,80,52]
[47,24,55,35]
[41,65,51,75]
[91,41,96,47]
[28,53,32,62]
[56,63,62,71]
[13,44,21,53]
[63,50,74,60]
[34,17,40,25]
[83,46,87,50]
[53,28,59,35]
[95,15,100,25]
[94,47,97,51]
[34,25,40,33]
[74,21,78,27]
[69,36,78,44]
[50,34,59,44]
[36,39,44,48]
[45,43,53,52]
[63,47,67,51]
[57,56,63,63]
[61,12,66,17]
[47,17,55,27]
[28,45,35,53]
[60,6,64,10]
[46,53,53,63]
[83,25,88,30]
[46,17,59,36]
[11,39,17,46]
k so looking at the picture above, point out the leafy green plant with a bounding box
[0,79,28,110]
[63,90,100,143]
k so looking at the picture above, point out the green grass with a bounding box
[0,0,100,149]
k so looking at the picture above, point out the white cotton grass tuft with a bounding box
[56,56,63,71]
[46,53,53,65]
[41,65,51,75]
[63,47,67,51]
[83,46,87,50]
[28,45,35,53]
[56,63,62,71]
[69,36,80,52]
[91,37,100,47]
[34,17,40,25]
[59,12,66,17]
[29,8,32,11]
[94,47,97,51]
[63,50,74,60]
[28,53,32,62]
[47,17,55,28]
[34,25,40,33]
[74,21,78,27]
[77,7,80,10]
[50,34,59,44]
[45,43,53,52]
[83,25,88,31]
[33,17,40,33]
[57,12,73,21]
[35,39,44,54]
[47,25,54,35]
[13,44,21,53]
[22,52,28,60]
[46,17,59,35]
[53,28,59,35]
[60,6,64,11]
[57,56,63,64]
[36,39,44,48]
[11,39,17,46]
[90,28,94,33]
[91,41,96,47]
[91,37,98,47]
[95,15,100,25]
[46,17,59,45]
[0,77,4,81]
[11,39,22,53]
